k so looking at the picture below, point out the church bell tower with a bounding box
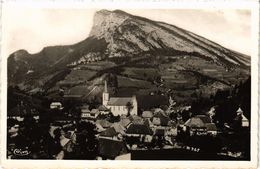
[102,80,109,106]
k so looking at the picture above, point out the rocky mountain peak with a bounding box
[89,9,130,39]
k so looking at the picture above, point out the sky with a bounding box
[2,8,251,56]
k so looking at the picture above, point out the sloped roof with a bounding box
[119,118,131,128]
[167,120,177,128]
[129,115,144,125]
[153,112,170,126]
[98,138,127,159]
[100,127,117,137]
[129,115,142,121]
[50,102,62,106]
[185,117,205,128]
[153,111,168,118]
[107,97,132,106]
[81,108,90,113]
[111,123,125,134]
[196,115,211,123]
[98,105,109,111]
[144,118,153,127]
[242,114,249,121]
[236,107,243,114]
[205,123,217,131]
[126,124,153,135]
[60,137,71,147]
[90,109,100,115]
[120,114,128,119]
[142,111,153,118]
[153,108,164,114]
[96,123,105,132]
[96,119,113,128]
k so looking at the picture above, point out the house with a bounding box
[129,115,144,125]
[241,114,249,127]
[205,123,217,136]
[98,138,128,160]
[81,108,100,119]
[102,81,138,116]
[142,111,153,119]
[115,153,131,160]
[96,123,105,132]
[184,115,217,136]
[99,127,118,140]
[144,118,154,128]
[80,105,91,118]
[119,117,131,128]
[236,107,249,127]
[184,117,207,136]
[126,124,153,137]
[96,119,113,129]
[152,111,170,126]
[50,102,63,110]
[111,123,126,135]
[165,128,177,137]
[98,105,110,115]
[90,109,100,119]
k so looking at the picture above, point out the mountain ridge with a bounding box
[8,9,250,104]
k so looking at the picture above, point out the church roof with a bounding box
[107,97,132,106]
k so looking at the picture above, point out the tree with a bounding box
[65,121,98,159]
[126,102,133,116]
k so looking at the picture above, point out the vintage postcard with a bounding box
[0,0,259,168]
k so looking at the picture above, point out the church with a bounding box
[102,81,138,116]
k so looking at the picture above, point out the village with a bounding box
[7,79,250,160]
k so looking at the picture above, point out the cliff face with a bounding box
[88,10,250,67]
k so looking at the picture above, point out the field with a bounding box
[77,61,117,71]
[121,67,159,81]
[64,85,91,97]
[58,69,97,87]
[117,75,153,89]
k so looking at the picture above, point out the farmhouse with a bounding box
[102,81,138,116]
[80,105,91,118]
[184,115,217,136]
[50,102,63,110]
[236,107,249,127]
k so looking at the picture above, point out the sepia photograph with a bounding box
[0,1,259,168]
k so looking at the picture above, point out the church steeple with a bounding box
[104,80,108,93]
[103,80,109,106]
